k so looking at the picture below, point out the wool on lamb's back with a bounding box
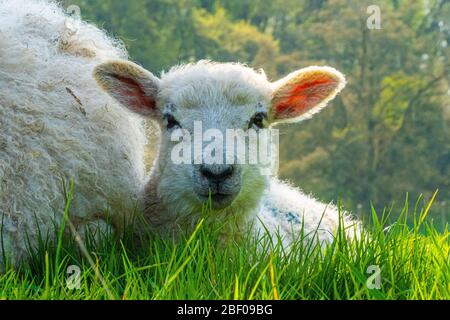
[0,0,146,265]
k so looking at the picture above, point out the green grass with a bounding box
[0,193,449,300]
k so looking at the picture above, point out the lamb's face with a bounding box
[154,64,273,209]
[94,60,346,214]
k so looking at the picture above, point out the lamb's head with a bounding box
[93,60,345,215]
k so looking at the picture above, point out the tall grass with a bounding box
[0,192,448,300]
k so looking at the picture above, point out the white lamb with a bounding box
[0,0,358,268]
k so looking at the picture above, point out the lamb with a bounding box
[94,60,360,247]
[0,0,359,268]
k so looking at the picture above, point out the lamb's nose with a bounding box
[200,165,234,182]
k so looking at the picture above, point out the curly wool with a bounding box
[0,0,147,266]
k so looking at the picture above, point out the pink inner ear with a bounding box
[275,75,337,119]
[113,75,156,114]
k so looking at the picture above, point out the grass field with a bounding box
[0,193,448,300]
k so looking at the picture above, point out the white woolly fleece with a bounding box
[0,0,147,266]
[257,179,360,248]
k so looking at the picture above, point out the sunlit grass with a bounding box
[0,193,448,300]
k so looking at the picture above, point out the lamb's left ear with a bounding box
[269,66,346,124]
[93,60,160,117]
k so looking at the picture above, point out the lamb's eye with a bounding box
[249,112,267,129]
[164,114,181,130]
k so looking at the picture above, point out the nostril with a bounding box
[222,165,234,179]
[200,165,234,181]
[199,165,212,179]
[199,165,216,180]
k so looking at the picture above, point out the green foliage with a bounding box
[192,7,281,74]
[373,73,422,134]
[62,0,449,221]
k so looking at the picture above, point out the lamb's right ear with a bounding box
[93,60,160,117]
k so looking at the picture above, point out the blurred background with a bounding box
[63,0,449,227]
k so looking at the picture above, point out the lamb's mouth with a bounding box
[197,192,237,209]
